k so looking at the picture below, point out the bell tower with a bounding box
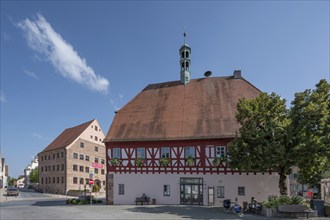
[179,32,191,85]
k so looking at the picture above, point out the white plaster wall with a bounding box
[113,173,280,206]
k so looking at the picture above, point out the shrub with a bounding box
[160,158,171,166]
[92,184,100,192]
[262,195,306,208]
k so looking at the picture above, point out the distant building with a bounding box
[0,153,8,188]
[104,34,280,206]
[24,156,39,187]
[38,119,106,195]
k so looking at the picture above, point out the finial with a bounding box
[184,32,187,45]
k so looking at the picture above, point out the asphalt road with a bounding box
[1,189,329,220]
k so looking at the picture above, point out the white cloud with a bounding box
[109,98,119,111]
[24,70,39,80]
[0,91,7,102]
[18,14,109,94]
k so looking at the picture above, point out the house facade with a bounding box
[38,119,106,195]
[0,154,8,188]
[104,34,280,206]
[24,156,39,187]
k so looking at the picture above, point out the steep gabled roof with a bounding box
[40,119,94,153]
[105,76,260,142]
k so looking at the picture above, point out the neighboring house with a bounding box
[104,34,280,206]
[17,176,25,188]
[0,153,8,188]
[38,119,106,195]
[24,156,39,187]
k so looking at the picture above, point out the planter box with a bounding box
[261,207,277,217]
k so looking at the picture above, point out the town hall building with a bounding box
[104,34,280,206]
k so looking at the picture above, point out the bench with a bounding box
[278,205,313,219]
[135,197,150,205]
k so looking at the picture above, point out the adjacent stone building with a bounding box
[38,119,106,195]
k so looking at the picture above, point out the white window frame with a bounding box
[163,185,170,196]
[113,148,121,158]
[185,146,195,158]
[238,186,245,196]
[217,186,225,198]
[215,146,226,158]
[119,184,124,195]
[161,147,170,158]
[137,148,145,159]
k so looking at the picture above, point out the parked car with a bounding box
[7,188,19,196]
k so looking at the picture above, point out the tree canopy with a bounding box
[29,167,39,184]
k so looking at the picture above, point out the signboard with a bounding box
[89,179,94,185]
[92,162,104,169]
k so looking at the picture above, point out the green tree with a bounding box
[29,167,39,184]
[290,79,330,186]
[228,92,292,195]
[7,176,17,186]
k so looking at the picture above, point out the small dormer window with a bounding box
[95,126,98,131]
[186,51,189,58]
[181,51,184,58]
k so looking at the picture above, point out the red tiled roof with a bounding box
[40,119,94,153]
[104,76,260,142]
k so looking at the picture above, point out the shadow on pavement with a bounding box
[125,205,277,220]
[31,199,67,207]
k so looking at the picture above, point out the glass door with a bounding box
[180,178,203,205]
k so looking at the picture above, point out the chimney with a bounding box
[233,70,241,79]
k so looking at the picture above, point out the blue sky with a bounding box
[1,1,329,178]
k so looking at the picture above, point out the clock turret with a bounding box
[179,32,191,85]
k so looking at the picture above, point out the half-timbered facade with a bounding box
[104,34,280,206]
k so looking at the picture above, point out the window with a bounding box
[61,152,64,158]
[161,147,170,158]
[53,154,55,159]
[45,166,47,171]
[101,159,105,164]
[41,178,44,184]
[73,153,78,159]
[101,169,105,175]
[53,177,55,183]
[85,167,89,173]
[185,147,195,158]
[95,136,98,141]
[95,168,99,174]
[95,125,98,131]
[137,148,145,158]
[57,165,59,171]
[73,165,78,171]
[238,186,245,196]
[41,167,44,172]
[48,165,51,171]
[57,177,59,183]
[80,142,84,148]
[80,178,84,185]
[95,146,98,152]
[45,155,47,160]
[217,186,225,198]
[80,154,84,160]
[57,153,59,158]
[73,177,78,184]
[113,148,121,158]
[85,155,90,161]
[48,155,50,160]
[79,166,84,172]
[119,184,124,195]
[61,164,64,171]
[215,146,226,158]
[95,158,99,163]
[53,165,55,171]
[62,177,64,184]
[90,135,93,139]
[45,178,47,184]
[163,185,170,196]
[103,181,106,186]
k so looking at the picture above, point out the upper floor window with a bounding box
[48,155,50,160]
[80,142,84,148]
[95,146,98,152]
[215,146,226,158]
[80,154,84,160]
[53,154,55,159]
[113,148,121,158]
[95,126,98,131]
[137,148,145,158]
[73,153,78,159]
[57,153,59,158]
[95,136,98,141]
[185,147,195,158]
[161,147,170,158]
[85,155,90,161]
[95,158,99,163]
[101,159,105,164]
[95,168,99,174]
[73,165,78,171]
[61,152,64,158]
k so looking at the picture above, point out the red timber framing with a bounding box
[106,138,244,175]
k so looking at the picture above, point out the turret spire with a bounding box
[179,32,191,85]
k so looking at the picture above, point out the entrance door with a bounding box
[208,187,214,206]
[180,178,203,205]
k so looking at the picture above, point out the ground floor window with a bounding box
[217,186,225,198]
[119,184,124,195]
[163,185,170,196]
[238,186,245,196]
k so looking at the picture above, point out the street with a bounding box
[0,189,329,220]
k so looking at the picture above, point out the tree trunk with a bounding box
[278,168,287,195]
